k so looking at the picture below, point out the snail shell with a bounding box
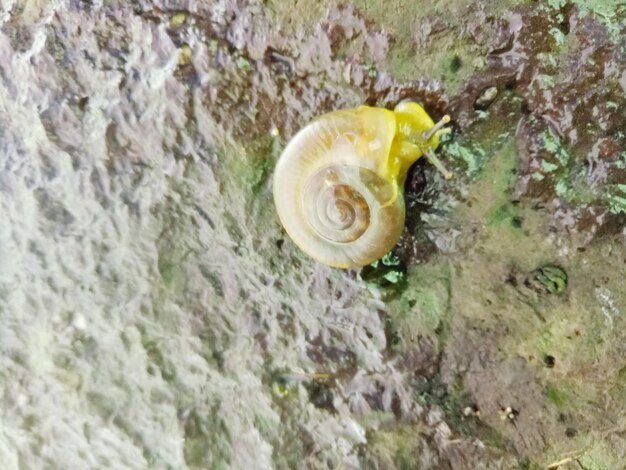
[273,102,449,269]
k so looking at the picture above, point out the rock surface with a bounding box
[0,1,625,469]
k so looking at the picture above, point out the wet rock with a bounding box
[526,265,568,295]
[3,1,626,469]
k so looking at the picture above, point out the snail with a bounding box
[273,102,451,269]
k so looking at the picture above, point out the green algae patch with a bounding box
[449,137,550,265]
[531,128,616,209]
[480,141,521,222]
[266,0,332,34]
[608,184,626,215]
[367,424,429,469]
[155,180,197,293]
[443,92,525,179]
[544,383,575,409]
[541,129,570,167]
[216,138,281,196]
[546,0,626,40]
[576,442,625,470]
[506,240,625,359]
[495,240,626,467]
[386,40,479,93]
[530,265,567,295]
[183,408,232,469]
[444,138,489,178]
[362,252,408,300]
[543,378,598,418]
[367,412,518,468]
[544,438,625,470]
[353,0,531,92]
[486,202,522,227]
[385,260,452,350]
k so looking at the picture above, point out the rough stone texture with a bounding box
[0,1,401,468]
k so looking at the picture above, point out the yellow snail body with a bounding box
[273,102,450,269]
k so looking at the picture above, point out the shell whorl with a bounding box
[273,107,406,268]
[303,166,371,244]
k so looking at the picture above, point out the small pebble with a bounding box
[475,86,498,109]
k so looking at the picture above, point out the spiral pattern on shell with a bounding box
[303,166,371,244]
[273,107,406,268]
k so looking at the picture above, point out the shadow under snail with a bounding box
[273,102,451,269]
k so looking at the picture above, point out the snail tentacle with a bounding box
[422,114,451,141]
